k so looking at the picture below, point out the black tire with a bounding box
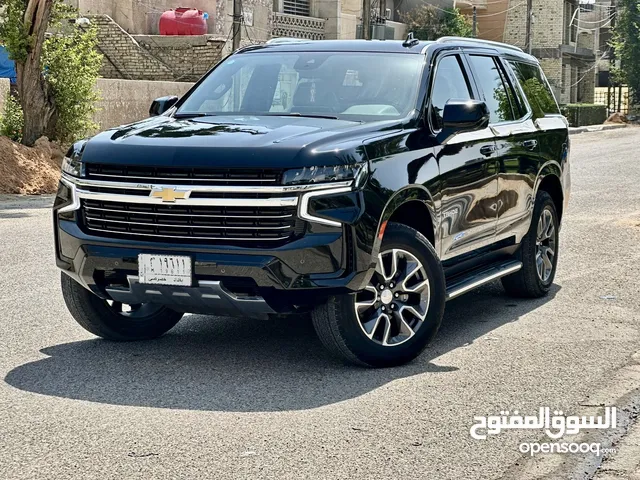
[311,223,446,368]
[61,273,184,341]
[501,190,559,298]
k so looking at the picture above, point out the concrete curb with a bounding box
[569,124,628,135]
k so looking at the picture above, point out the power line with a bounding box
[567,48,611,87]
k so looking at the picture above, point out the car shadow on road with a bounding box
[5,282,559,412]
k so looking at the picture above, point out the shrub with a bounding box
[0,0,102,145]
[0,95,24,143]
[561,104,608,127]
[43,5,103,144]
[402,6,473,41]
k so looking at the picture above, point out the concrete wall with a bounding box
[93,78,194,131]
[69,0,219,34]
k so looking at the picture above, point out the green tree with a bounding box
[611,0,640,106]
[0,0,102,145]
[401,5,473,41]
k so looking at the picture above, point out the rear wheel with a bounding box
[311,223,445,367]
[61,273,183,341]
[501,191,559,298]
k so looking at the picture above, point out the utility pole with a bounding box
[363,0,371,40]
[232,0,242,51]
[525,0,533,54]
[472,6,477,38]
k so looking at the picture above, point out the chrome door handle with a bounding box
[480,145,495,157]
[522,139,538,150]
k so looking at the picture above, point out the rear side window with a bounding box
[508,61,560,119]
[468,55,516,124]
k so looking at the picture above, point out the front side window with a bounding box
[509,61,560,119]
[468,55,516,124]
[177,52,425,123]
[429,55,472,131]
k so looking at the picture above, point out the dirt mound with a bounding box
[0,136,63,195]
[605,112,628,124]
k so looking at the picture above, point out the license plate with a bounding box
[138,254,192,286]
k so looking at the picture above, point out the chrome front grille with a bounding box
[81,199,303,244]
[85,164,281,186]
[60,167,353,246]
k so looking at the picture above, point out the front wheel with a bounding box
[61,273,184,341]
[311,223,446,367]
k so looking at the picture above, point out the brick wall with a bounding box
[134,35,225,81]
[90,15,224,82]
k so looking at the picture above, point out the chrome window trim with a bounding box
[61,173,353,194]
[299,186,353,227]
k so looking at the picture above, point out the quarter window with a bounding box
[508,61,560,119]
[468,55,516,124]
[429,55,472,131]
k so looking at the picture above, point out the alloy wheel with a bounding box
[354,248,430,347]
[535,207,556,283]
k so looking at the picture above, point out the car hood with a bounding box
[81,115,383,169]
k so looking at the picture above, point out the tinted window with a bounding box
[429,55,472,130]
[177,52,424,123]
[469,55,515,124]
[508,61,560,119]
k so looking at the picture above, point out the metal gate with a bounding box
[594,86,630,115]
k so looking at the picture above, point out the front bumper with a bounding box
[54,181,377,315]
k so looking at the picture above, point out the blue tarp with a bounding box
[0,46,17,84]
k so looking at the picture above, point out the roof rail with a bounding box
[265,37,312,45]
[436,36,524,53]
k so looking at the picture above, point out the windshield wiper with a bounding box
[173,112,215,119]
[264,113,339,120]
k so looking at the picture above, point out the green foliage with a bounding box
[0,94,24,142]
[611,0,640,105]
[0,0,102,144]
[560,104,607,127]
[521,78,558,119]
[0,0,31,63]
[43,24,102,143]
[402,5,473,41]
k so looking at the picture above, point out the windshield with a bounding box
[176,52,424,122]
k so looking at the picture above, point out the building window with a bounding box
[283,0,310,16]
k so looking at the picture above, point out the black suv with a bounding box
[54,37,570,367]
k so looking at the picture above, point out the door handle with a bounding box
[522,139,538,150]
[480,145,495,157]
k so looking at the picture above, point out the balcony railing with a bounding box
[272,12,326,40]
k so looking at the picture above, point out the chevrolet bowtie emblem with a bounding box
[150,187,189,202]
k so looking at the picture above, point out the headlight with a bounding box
[282,163,368,186]
[61,140,87,177]
[61,155,82,177]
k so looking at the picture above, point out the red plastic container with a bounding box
[159,8,208,36]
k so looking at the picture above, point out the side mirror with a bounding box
[149,96,179,116]
[439,99,490,140]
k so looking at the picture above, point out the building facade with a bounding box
[458,0,599,104]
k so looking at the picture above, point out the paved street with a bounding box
[1,128,639,480]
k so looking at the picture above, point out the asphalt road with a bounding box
[1,128,639,480]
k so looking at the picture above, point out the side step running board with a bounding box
[445,260,523,301]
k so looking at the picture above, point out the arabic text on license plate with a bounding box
[138,254,192,286]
